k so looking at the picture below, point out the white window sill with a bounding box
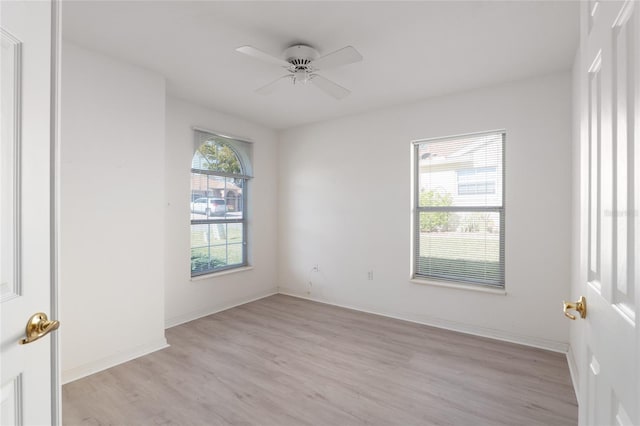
[191,266,254,281]
[410,277,507,295]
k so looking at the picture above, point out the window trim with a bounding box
[190,131,251,277]
[409,277,507,295]
[191,266,254,281]
[411,130,506,289]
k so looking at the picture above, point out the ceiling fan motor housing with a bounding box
[284,44,319,69]
[284,45,319,84]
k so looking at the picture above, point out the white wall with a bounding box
[60,42,167,383]
[278,71,573,350]
[164,97,279,327]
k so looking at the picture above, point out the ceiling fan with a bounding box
[235,44,363,100]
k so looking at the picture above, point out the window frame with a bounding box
[412,130,506,288]
[190,132,251,277]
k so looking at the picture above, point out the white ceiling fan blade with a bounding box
[312,46,363,70]
[256,75,293,95]
[310,74,350,99]
[235,45,291,67]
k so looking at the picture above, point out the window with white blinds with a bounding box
[190,130,252,276]
[413,131,505,287]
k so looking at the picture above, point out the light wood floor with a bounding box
[63,294,578,425]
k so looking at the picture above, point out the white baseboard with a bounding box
[62,337,169,384]
[164,288,278,329]
[566,344,580,403]
[278,287,569,353]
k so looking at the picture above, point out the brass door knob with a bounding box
[19,312,60,345]
[563,296,587,320]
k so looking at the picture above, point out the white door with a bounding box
[576,1,639,425]
[1,1,59,425]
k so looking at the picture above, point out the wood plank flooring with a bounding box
[62,294,578,425]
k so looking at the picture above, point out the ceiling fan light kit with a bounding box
[235,43,362,99]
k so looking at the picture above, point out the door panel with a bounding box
[612,0,636,316]
[0,375,22,426]
[579,1,639,425]
[0,1,57,425]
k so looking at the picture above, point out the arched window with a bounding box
[190,130,252,276]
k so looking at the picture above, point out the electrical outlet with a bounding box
[312,264,319,272]
[367,271,374,280]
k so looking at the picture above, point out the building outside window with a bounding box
[457,166,497,195]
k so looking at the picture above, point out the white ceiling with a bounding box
[62,1,579,130]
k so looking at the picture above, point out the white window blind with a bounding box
[413,131,505,287]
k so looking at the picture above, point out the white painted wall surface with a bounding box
[60,42,167,383]
[164,97,278,327]
[278,72,573,350]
